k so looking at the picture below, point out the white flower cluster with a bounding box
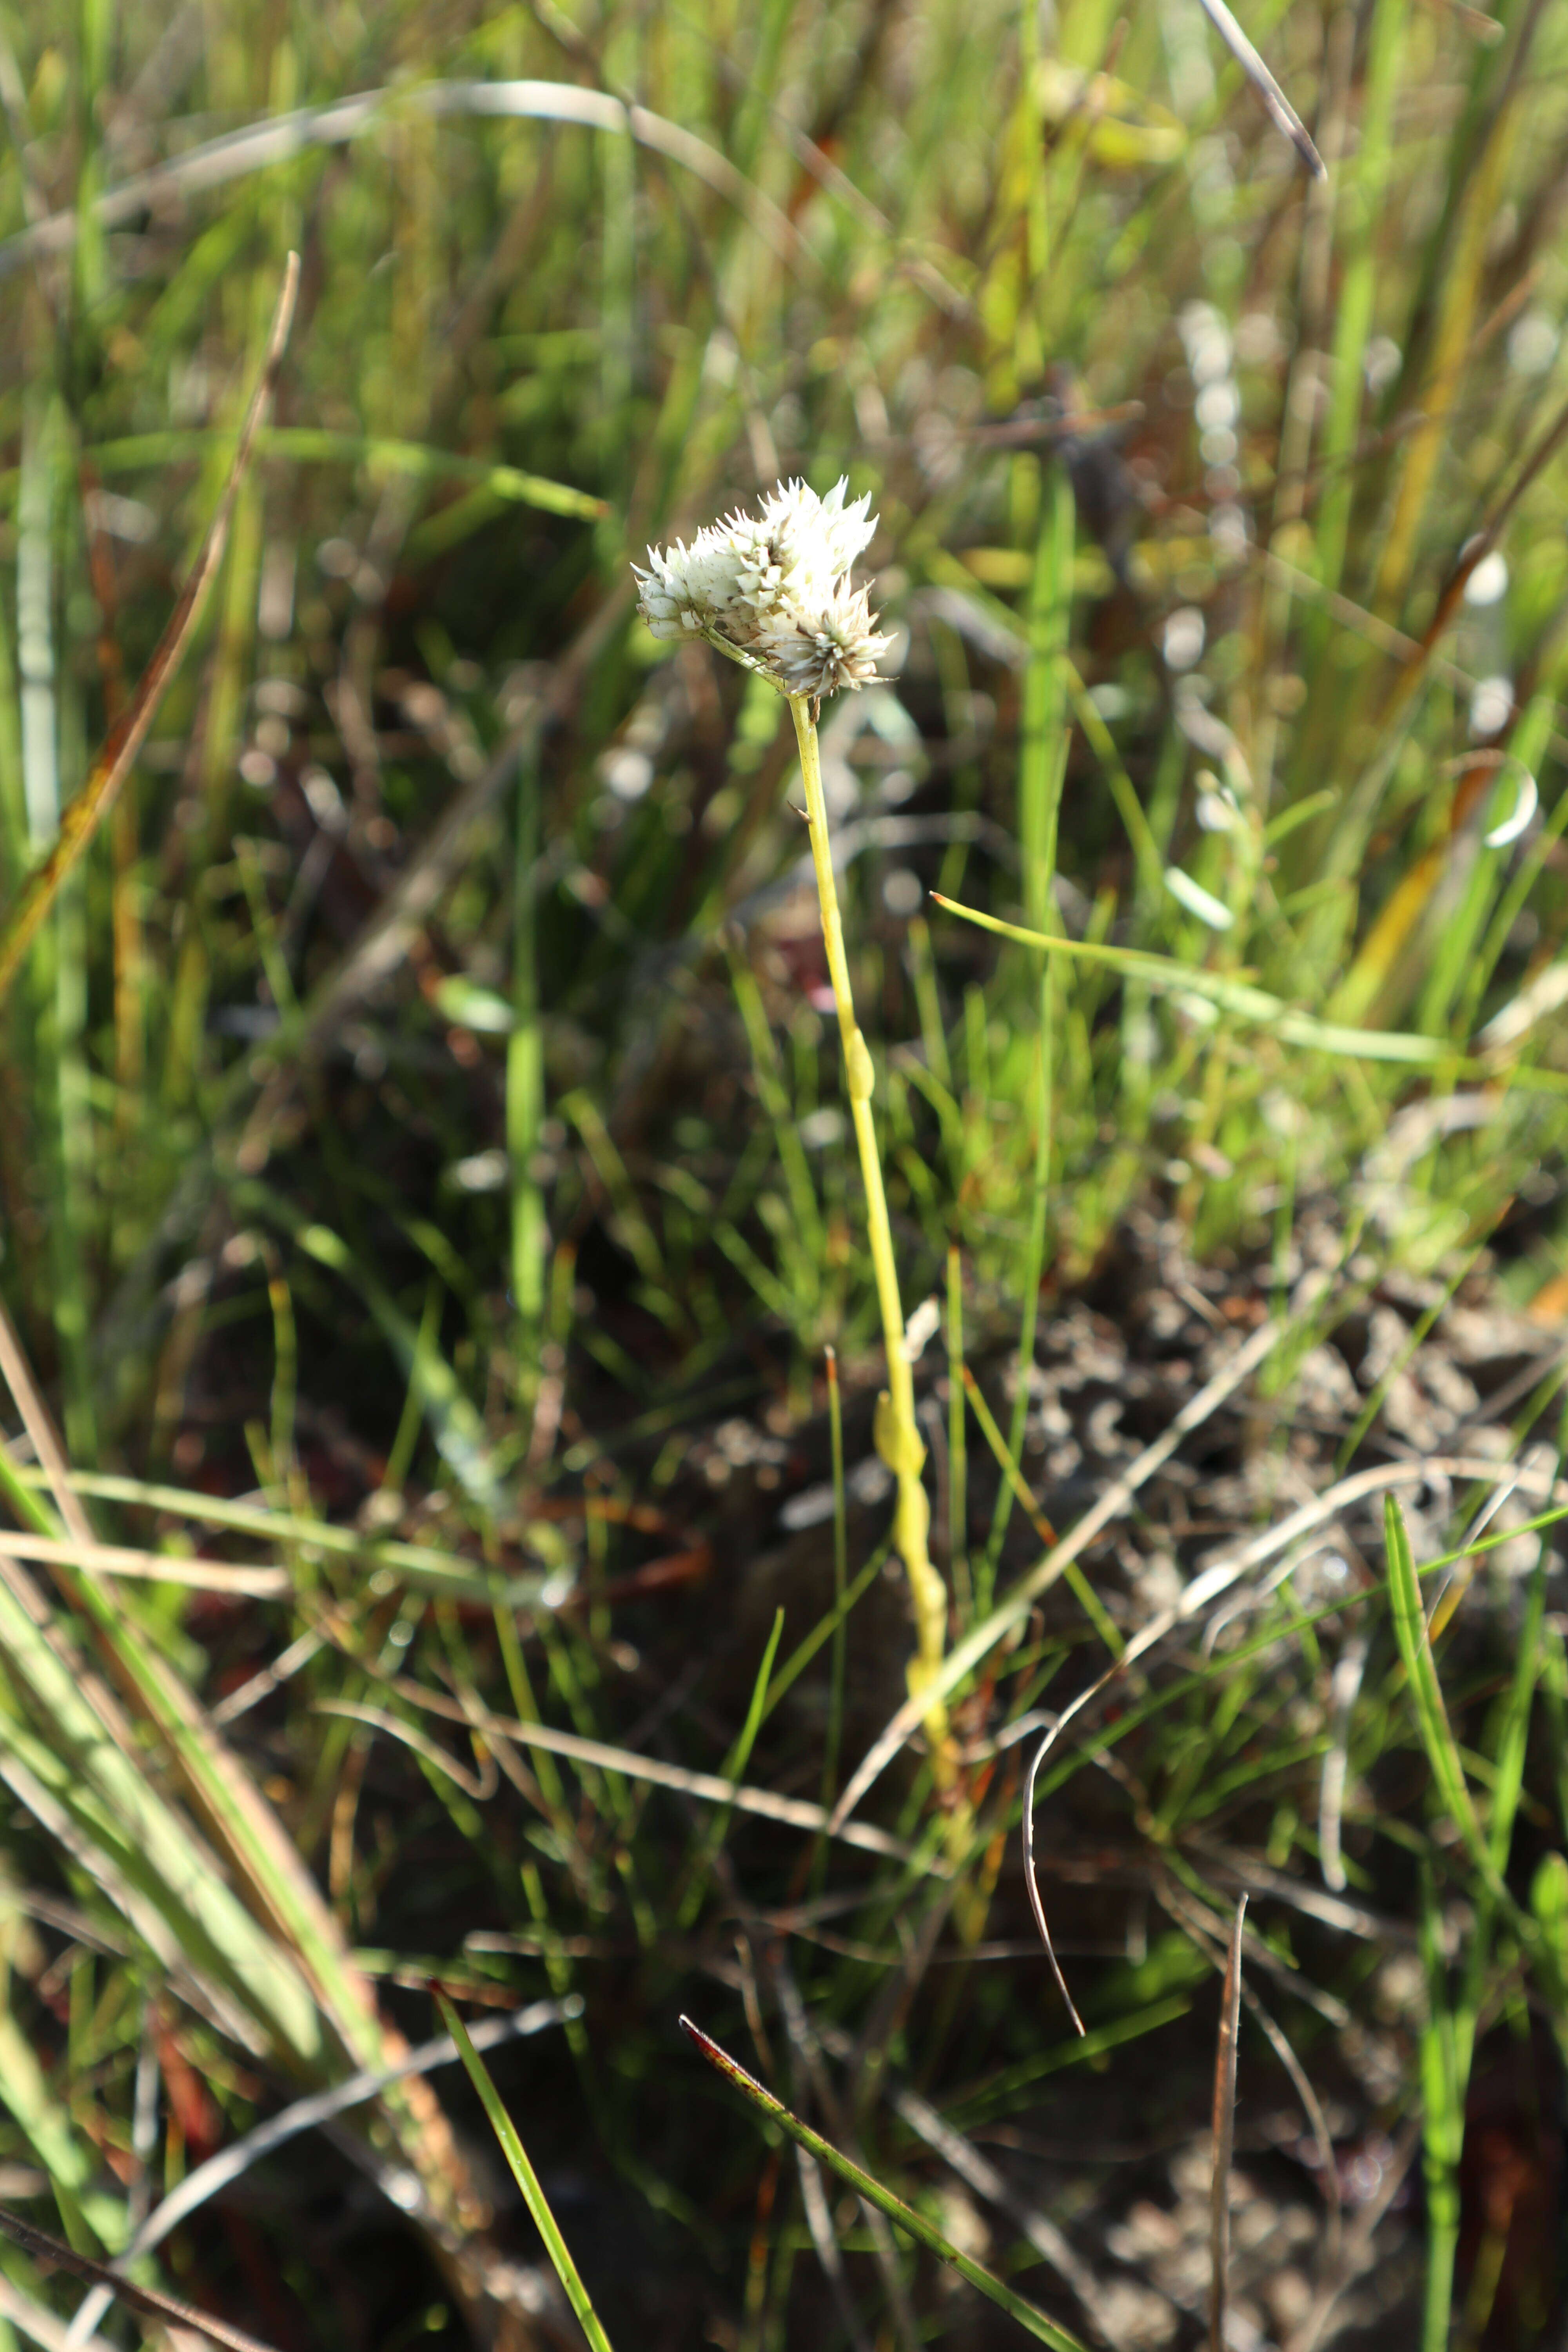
[633,477,891,700]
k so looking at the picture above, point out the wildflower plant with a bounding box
[636,483,952,1759]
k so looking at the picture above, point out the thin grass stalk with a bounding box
[677,1609,784,1926]
[788,690,950,1760]
[961,1365,1121,1657]
[933,896,1453,1064]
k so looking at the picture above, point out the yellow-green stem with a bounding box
[789,693,950,1744]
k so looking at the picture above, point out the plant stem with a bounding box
[789,692,950,1750]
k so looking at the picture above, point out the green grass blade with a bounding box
[679,2018,1089,2349]
[1383,1495,1497,1892]
[1417,1867,1463,2352]
[932,896,1452,1064]
[963,1368,1121,1657]
[436,1993,615,2352]
[1532,1852,1568,2068]
[678,1608,785,1926]
[91,427,608,520]
[233,1178,505,1515]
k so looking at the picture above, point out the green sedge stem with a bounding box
[788,692,950,1737]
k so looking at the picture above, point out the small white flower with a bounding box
[633,476,890,701]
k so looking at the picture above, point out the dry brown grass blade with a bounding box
[0,1302,95,1548]
[1210,1894,1247,2352]
[1191,0,1325,176]
[0,2204,283,2352]
[1154,1869,1345,2264]
[325,1681,939,1870]
[1021,1730,1087,2038]
[0,1530,289,1597]
[0,251,299,1011]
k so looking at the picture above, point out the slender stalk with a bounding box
[788,692,949,1748]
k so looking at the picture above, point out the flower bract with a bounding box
[633,477,891,699]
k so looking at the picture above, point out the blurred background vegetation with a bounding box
[2,0,1568,2344]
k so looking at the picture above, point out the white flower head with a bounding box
[633,476,890,701]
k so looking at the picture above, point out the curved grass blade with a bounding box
[679,2017,1090,2350]
[0,84,806,282]
[0,254,298,1009]
[1021,1723,1088,2040]
[435,1992,615,2352]
[931,896,1446,1065]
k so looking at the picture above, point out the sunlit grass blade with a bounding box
[2,1465,547,1602]
[678,2018,1090,2350]
[1417,1867,1464,2352]
[436,1992,615,2352]
[931,896,1451,1064]
[1532,1852,1568,2069]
